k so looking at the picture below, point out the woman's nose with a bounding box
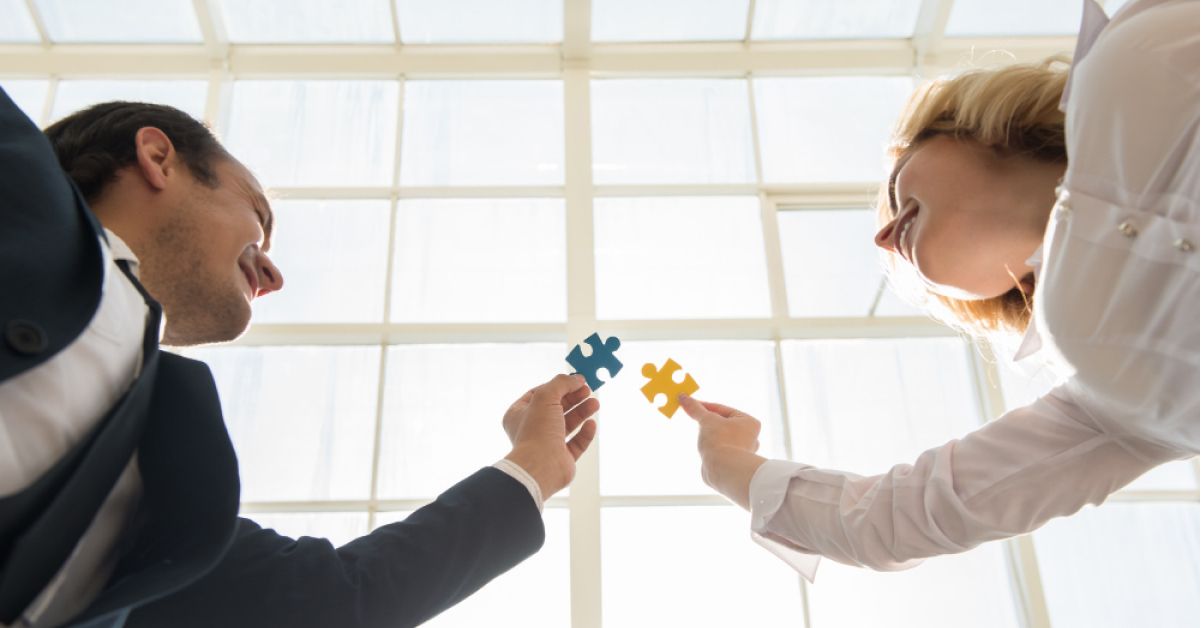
[874,218,899,253]
[256,253,284,297]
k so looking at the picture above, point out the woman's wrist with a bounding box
[701,446,768,511]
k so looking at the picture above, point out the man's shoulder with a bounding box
[0,89,106,384]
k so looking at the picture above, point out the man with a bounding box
[0,88,599,627]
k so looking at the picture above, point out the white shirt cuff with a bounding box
[493,459,544,513]
[748,459,821,582]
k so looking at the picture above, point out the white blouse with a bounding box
[748,0,1199,579]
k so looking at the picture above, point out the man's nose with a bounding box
[256,253,284,297]
[874,218,899,253]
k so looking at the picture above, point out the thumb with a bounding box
[677,394,709,422]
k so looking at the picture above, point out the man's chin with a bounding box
[160,306,253,347]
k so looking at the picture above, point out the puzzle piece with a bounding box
[640,358,699,418]
[566,332,623,391]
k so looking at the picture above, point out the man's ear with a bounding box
[133,127,177,192]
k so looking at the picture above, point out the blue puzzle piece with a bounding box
[566,332,623,391]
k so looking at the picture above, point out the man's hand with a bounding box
[503,374,600,499]
[679,395,768,510]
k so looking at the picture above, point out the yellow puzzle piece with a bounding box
[640,358,699,418]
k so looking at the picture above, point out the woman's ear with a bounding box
[133,126,177,192]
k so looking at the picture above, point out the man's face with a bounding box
[143,158,283,346]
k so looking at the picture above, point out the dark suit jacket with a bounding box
[0,87,545,628]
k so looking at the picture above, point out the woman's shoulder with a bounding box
[1063,0,1198,206]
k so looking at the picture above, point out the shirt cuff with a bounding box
[493,459,544,514]
[748,459,821,582]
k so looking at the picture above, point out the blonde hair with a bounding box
[878,59,1069,336]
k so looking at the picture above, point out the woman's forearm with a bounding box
[702,446,768,511]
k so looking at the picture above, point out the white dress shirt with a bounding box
[747,0,1200,579]
[0,230,147,627]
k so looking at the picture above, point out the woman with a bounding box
[680,0,1198,578]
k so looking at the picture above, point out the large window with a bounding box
[2,1,1192,627]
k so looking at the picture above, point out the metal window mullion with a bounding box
[563,62,602,628]
[233,317,955,347]
[748,68,811,628]
[38,75,58,126]
[742,0,758,43]
[389,0,402,46]
[193,0,231,133]
[22,0,50,45]
[912,0,956,77]
[966,341,1052,628]
[0,38,1082,78]
[191,0,228,58]
[364,77,406,532]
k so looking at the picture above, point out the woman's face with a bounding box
[874,135,1062,300]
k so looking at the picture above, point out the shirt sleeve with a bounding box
[493,458,544,513]
[746,386,1184,573]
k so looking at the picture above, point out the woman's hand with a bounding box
[678,395,768,510]
[503,374,600,499]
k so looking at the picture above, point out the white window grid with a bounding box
[2,1,1196,627]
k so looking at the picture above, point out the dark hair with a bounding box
[43,101,230,202]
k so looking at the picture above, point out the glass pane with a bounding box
[603,506,804,626]
[251,200,391,324]
[399,80,563,186]
[995,359,1199,492]
[599,340,785,496]
[779,209,886,317]
[217,0,393,43]
[0,79,48,123]
[754,76,913,183]
[373,510,570,627]
[396,80,559,187]
[246,512,370,548]
[395,0,562,44]
[592,79,755,184]
[35,0,201,42]
[1033,502,1200,628]
[875,281,926,316]
[189,346,380,502]
[945,0,1083,37]
[390,199,566,323]
[592,0,749,42]
[808,543,1020,628]
[50,80,207,124]
[376,343,565,499]
[594,197,771,320]
[226,80,399,187]
[0,0,39,42]
[752,0,922,40]
[782,338,982,473]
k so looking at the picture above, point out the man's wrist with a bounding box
[493,458,544,512]
[504,446,568,499]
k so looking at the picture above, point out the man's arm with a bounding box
[126,374,599,628]
[126,468,541,628]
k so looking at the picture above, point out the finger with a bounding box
[677,394,716,422]
[532,373,588,407]
[561,384,593,414]
[566,419,597,460]
[565,397,600,434]
[510,386,536,409]
[699,400,744,419]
